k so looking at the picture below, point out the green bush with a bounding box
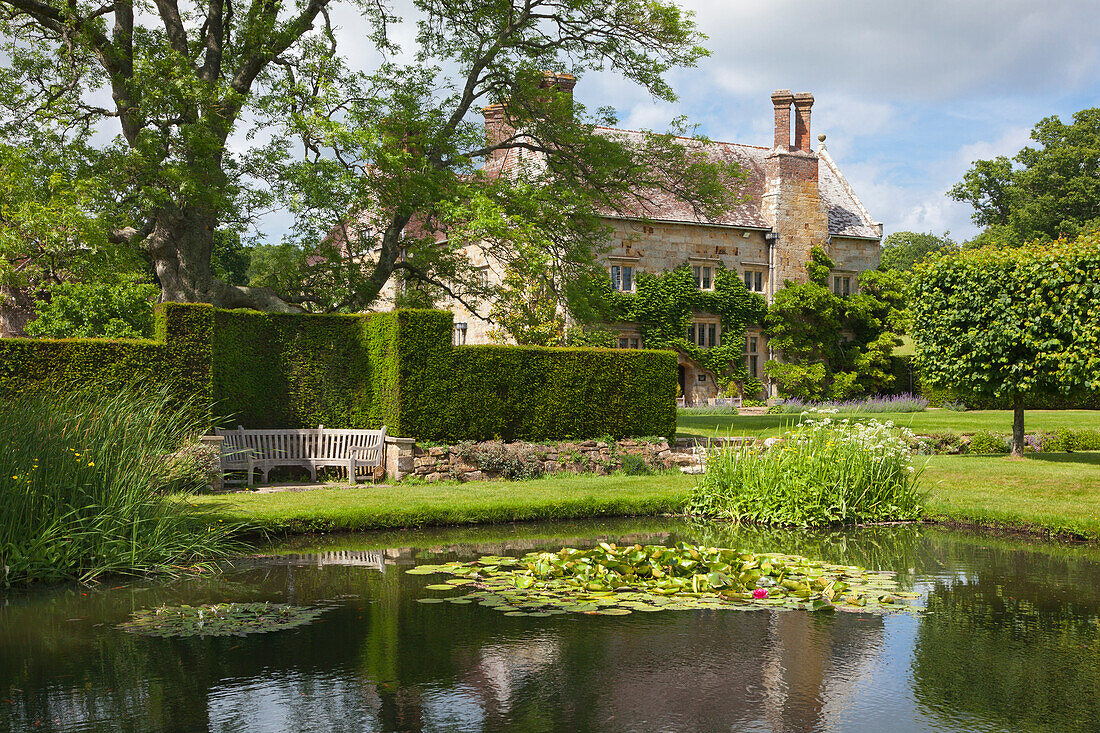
[688,418,925,527]
[968,431,1010,454]
[1038,428,1100,452]
[25,279,159,339]
[0,384,235,585]
[387,310,677,442]
[211,309,374,429]
[620,454,653,476]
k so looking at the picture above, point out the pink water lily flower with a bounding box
[752,588,768,600]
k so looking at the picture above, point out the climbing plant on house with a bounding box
[605,264,767,379]
[764,248,903,400]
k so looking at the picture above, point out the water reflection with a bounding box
[2,520,1100,732]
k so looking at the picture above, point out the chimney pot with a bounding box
[793,92,814,153]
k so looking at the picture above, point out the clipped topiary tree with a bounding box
[910,234,1100,455]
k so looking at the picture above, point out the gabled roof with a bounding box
[488,126,882,240]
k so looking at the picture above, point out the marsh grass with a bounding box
[0,385,237,585]
[688,419,926,526]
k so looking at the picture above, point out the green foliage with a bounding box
[565,326,618,348]
[950,107,1100,243]
[910,235,1100,432]
[763,248,903,400]
[488,266,567,346]
[968,431,1009,455]
[389,310,678,442]
[120,602,327,638]
[211,230,252,287]
[1039,428,1100,452]
[26,279,159,339]
[211,310,375,429]
[606,264,767,378]
[0,384,236,585]
[619,454,653,476]
[880,231,957,271]
[688,418,925,527]
[407,544,920,614]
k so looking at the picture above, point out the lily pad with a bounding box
[119,602,327,638]
[407,543,923,618]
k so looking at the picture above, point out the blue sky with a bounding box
[260,0,1100,244]
[572,0,1100,241]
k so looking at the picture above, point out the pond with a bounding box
[3,518,1100,732]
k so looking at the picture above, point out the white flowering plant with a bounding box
[689,418,926,527]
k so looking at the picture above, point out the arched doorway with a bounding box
[677,364,686,400]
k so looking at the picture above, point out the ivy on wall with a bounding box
[604,264,768,379]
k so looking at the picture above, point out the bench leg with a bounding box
[309,465,317,483]
[347,459,357,484]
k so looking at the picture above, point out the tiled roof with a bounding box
[490,126,881,239]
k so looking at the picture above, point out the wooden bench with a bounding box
[214,426,387,485]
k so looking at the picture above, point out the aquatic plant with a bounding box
[407,542,921,615]
[688,418,925,526]
[119,602,328,637]
[0,384,238,586]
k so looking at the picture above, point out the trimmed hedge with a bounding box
[385,310,678,441]
[2,304,677,441]
[0,304,210,407]
[211,309,374,429]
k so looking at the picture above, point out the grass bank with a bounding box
[921,452,1100,539]
[678,409,1100,439]
[196,453,1100,542]
[192,473,694,535]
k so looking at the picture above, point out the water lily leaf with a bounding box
[424,584,458,591]
[416,598,445,604]
[596,608,631,615]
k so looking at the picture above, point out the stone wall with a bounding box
[395,438,697,482]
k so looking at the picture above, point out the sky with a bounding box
[261,0,1100,243]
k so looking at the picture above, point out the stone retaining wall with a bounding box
[395,438,702,482]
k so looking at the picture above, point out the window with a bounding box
[693,265,712,290]
[630,338,640,349]
[688,320,720,348]
[745,334,760,377]
[618,337,629,349]
[616,334,642,349]
[453,323,467,346]
[743,269,765,293]
[832,274,852,296]
[697,373,707,383]
[478,267,491,290]
[610,264,634,292]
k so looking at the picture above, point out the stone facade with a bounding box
[375,86,884,403]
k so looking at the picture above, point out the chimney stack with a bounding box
[483,73,576,164]
[771,89,794,151]
[793,92,814,152]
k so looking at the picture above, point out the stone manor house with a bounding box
[381,81,884,404]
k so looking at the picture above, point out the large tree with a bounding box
[880,231,956,272]
[1,0,740,313]
[950,108,1100,245]
[910,235,1100,455]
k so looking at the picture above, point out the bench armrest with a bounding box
[348,444,382,454]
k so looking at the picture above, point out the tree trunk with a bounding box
[145,205,300,312]
[1012,394,1026,457]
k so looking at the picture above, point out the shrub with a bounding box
[0,384,235,585]
[766,394,928,415]
[968,431,1010,454]
[924,431,967,455]
[466,441,544,480]
[26,279,160,340]
[688,418,924,527]
[1038,428,1100,452]
[619,454,653,476]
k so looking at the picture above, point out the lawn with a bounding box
[677,409,1100,439]
[921,452,1100,538]
[191,472,694,535]
[194,451,1100,541]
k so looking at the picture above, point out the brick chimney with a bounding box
[793,92,814,152]
[762,89,828,285]
[771,89,794,151]
[483,73,576,164]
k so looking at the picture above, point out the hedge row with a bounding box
[211,309,374,429]
[0,303,211,407]
[2,304,677,440]
[386,310,678,441]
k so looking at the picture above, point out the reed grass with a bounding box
[688,418,925,526]
[0,385,237,585]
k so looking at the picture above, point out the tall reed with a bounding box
[0,384,236,585]
[688,418,925,527]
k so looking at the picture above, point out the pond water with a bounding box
[3,519,1100,732]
